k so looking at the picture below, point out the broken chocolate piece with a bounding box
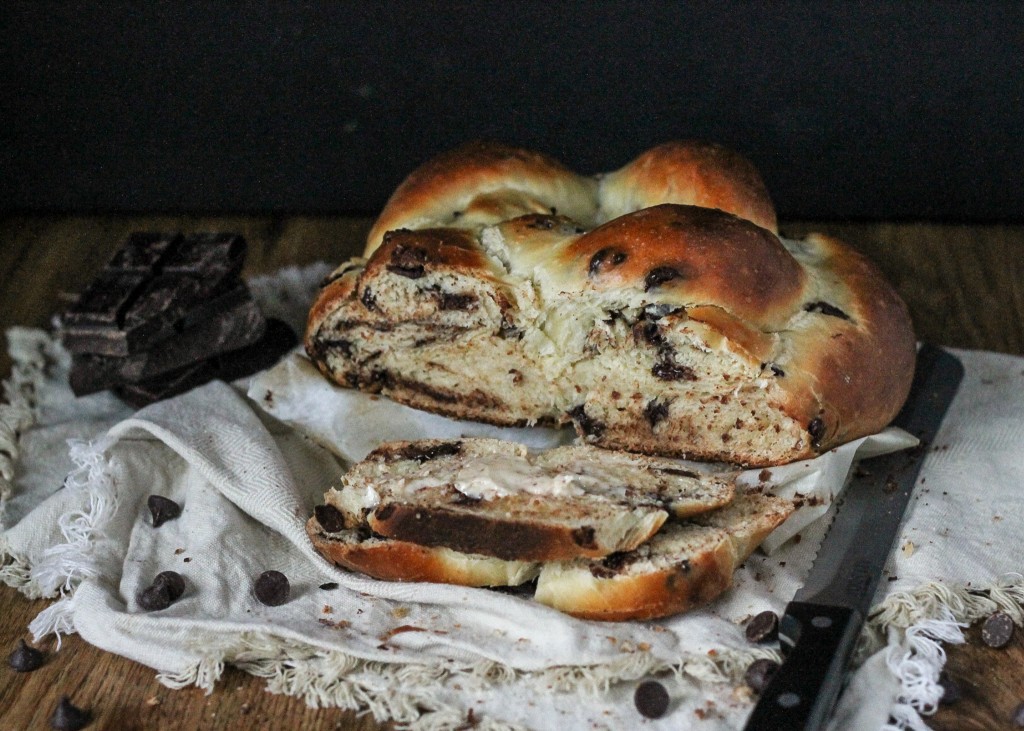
[254,570,290,606]
[745,610,780,643]
[61,232,248,356]
[50,696,92,731]
[147,495,182,527]
[114,319,297,407]
[319,582,339,591]
[7,639,45,672]
[633,679,670,719]
[69,288,266,396]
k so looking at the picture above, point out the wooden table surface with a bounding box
[2,215,1023,730]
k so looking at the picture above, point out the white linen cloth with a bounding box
[1,265,1022,730]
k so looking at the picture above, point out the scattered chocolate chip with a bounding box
[254,570,290,606]
[137,582,173,612]
[386,244,428,279]
[804,301,851,320]
[7,639,45,672]
[436,291,476,311]
[50,696,91,730]
[319,582,339,591]
[153,571,186,602]
[634,679,670,719]
[744,658,780,693]
[1012,700,1024,727]
[745,611,779,643]
[938,672,962,705]
[147,495,181,527]
[768,363,785,377]
[644,266,683,291]
[981,611,1015,648]
[807,417,826,448]
[314,504,347,533]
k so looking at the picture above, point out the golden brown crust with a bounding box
[562,204,805,329]
[536,533,737,622]
[599,140,778,233]
[365,140,599,257]
[771,234,917,449]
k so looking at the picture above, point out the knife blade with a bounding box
[742,343,964,731]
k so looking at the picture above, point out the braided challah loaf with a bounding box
[306,141,915,466]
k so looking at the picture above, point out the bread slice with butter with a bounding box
[317,437,736,563]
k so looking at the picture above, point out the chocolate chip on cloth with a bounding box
[744,658,780,694]
[50,696,92,731]
[147,495,181,527]
[254,570,290,606]
[7,638,45,672]
[981,611,1015,648]
[137,570,186,611]
[633,679,670,719]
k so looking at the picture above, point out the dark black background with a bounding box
[3,2,1023,220]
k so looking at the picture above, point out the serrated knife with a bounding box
[743,344,963,731]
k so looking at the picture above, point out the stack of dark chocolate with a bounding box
[61,232,296,407]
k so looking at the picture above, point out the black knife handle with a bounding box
[742,602,863,731]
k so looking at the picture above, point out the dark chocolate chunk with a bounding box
[587,247,628,277]
[745,611,780,643]
[7,639,45,672]
[392,441,463,463]
[591,551,636,579]
[744,658,780,693]
[319,582,339,591]
[386,243,428,279]
[148,495,182,527]
[566,404,605,438]
[153,570,186,601]
[768,363,785,377]
[436,291,477,311]
[69,289,266,396]
[644,399,670,427]
[137,582,173,611]
[314,504,347,533]
[114,318,297,407]
[50,696,92,731]
[652,360,697,381]
[254,570,290,606]
[644,266,684,291]
[571,526,597,549]
[633,679,670,719]
[807,416,826,448]
[360,287,377,311]
[62,232,247,357]
[1012,700,1024,727]
[938,672,962,705]
[981,611,1015,648]
[804,301,851,320]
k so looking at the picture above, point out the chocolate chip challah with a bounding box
[306,140,915,466]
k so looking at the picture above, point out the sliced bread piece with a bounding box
[533,491,794,621]
[323,437,736,562]
[306,514,539,587]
